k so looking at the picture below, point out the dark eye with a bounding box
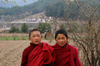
[62,37,65,39]
[57,37,60,40]
[37,35,40,37]
[32,35,35,37]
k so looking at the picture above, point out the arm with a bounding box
[74,55,82,66]
[21,49,28,66]
[74,48,82,66]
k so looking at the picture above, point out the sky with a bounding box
[0,0,38,8]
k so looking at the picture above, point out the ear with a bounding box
[29,37,31,40]
[66,37,68,42]
[41,36,42,38]
[67,37,68,40]
[55,38,57,41]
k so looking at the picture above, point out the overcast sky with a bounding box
[0,0,38,8]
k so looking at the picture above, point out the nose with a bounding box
[35,36,39,40]
[60,39,63,42]
[35,37,38,39]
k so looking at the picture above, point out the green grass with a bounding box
[0,37,29,40]
[0,36,55,40]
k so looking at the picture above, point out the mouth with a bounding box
[59,42,64,44]
[35,40,39,42]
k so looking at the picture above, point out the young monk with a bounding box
[52,29,82,66]
[21,29,55,66]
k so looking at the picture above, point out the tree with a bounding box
[16,28,20,33]
[21,23,28,33]
[63,0,100,66]
[45,0,100,20]
[60,24,66,31]
[37,23,51,33]
[45,1,66,17]
[49,0,100,66]
[9,26,20,33]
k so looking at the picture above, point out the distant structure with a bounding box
[45,31,54,40]
[11,22,39,30]
[0,22,39,32]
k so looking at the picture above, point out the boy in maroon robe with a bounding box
[52,29,82,66]
[21,29,55,66]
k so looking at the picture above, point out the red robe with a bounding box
[21,42,55,66]
[52,43,82,66]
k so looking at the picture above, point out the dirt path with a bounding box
[0,40,29,66]
[0,40,75,66]
[0,40,56,66]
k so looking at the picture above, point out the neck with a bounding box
[31,42,42,46]
[57,43,67,48]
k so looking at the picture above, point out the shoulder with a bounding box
[69,45,78,57]
[42,42,50,46]
[42,42,54,52]
[42,42,52,48]
[22,45,31,55]
[42,42,54,48]
[68,44,77,50]
[51,44,56,48]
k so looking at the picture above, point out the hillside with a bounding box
[0,0,100,22]
[0,0,61,22]
[0,0,38,8]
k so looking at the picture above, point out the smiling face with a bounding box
[55,34,68,47]
[29,31,42,45]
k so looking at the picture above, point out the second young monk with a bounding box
[21,29,55,66]
[52,29,82,66]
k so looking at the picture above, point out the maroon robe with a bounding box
[21,42,55,66]
[52,43,82,66]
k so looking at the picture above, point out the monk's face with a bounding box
[29,31,42,45]
[55,34,68,47]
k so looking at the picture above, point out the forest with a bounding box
[0,0,100,21]
[0,0,61,21]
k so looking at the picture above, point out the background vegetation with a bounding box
[9,23,28,33]
[0,0,100,21]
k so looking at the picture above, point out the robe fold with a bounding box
[52,43,82,66]
[27,42,55,66]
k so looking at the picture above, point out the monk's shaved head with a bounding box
[55,29,68,39]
